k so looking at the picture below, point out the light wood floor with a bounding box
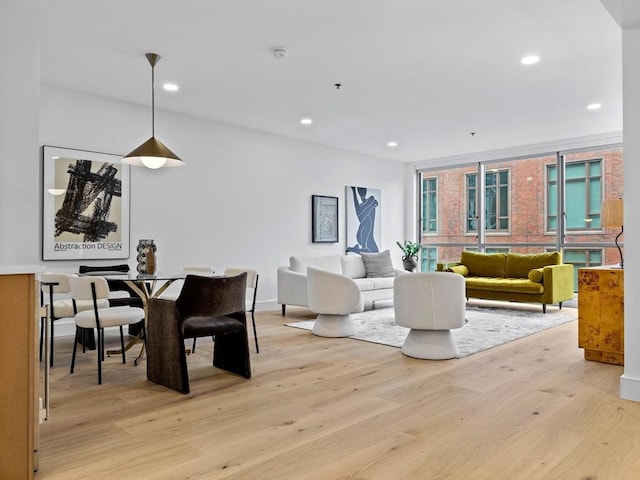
[38,306,640,480]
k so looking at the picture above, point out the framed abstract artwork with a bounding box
[312,195,339,243]
[42,145,130,260]
[345,185,381,253]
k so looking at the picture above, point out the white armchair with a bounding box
[307,266,363,337]
[394,272,466,359]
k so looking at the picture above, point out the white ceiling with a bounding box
[39,0,624,164]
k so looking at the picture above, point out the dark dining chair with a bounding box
[191,268,259,353]
[146,273,251,394]
[78,264,142,307]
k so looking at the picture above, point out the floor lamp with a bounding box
[602,198,624,268]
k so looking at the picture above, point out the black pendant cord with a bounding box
[150,58,155,138]
[144,52,160,138]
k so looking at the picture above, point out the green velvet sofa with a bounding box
[436,251,574,313]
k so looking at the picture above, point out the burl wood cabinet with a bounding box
[578,267,624,365]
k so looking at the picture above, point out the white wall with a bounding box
[38,84,407,308]
[0,1,40,266]
[619,26,640,402]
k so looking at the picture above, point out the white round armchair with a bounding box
[307,266,364,337]
[394,272,466,359]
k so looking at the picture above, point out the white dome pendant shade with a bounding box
[123,53,184,169]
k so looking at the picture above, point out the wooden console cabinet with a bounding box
[0,270,39,479]
[578,266,624,365]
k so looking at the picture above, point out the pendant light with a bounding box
[123,53,184,169]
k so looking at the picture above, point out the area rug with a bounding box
[285,305,577,358]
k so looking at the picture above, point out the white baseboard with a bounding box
[620,374,640,402]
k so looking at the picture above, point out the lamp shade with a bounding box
[123,137,183,169]
[601,198,623,227]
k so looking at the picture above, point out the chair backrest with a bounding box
[182,265,215,275]
[40,272,72,294]
[78,264,140,303]
[70,276,111,302]
[307,266,362,314]
[224,268,259,312]
[78,264,130,274]
[224,268,257,288]
[176,273,246,319]
[394,272,466,329]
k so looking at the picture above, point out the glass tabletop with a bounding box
[80,271,187,281]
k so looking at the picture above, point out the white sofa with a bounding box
[277,253,403,315]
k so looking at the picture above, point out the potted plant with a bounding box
[396,240,421,272]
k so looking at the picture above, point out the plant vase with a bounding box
[402,255,418,272]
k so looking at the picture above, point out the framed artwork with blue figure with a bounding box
[345,186,381,253]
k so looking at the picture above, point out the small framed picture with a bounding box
[312,195,339,243]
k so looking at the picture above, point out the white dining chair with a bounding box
[158,265,215,301]
[39,272,110,367]
[69,275,145,384]
[224,268,260,353]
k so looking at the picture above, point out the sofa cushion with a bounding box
[370,277,395,289]
[290,255,341,274]
[360,250,397,278]
[506,252,561,278]
[340,255,367,279]
[528,268,544,283]
[460,251,507,278]
[352,278,375,292]
[465,277,544,295]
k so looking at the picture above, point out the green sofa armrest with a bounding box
[541,263,575,304]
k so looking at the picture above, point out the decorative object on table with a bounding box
[396,240,421,272]
[601,198,624,268]
[286,303,576,358]
[136,239,157,274]
[345,185,381,254]
[122,53,184,169]
[311,195,338,243]
[41,145,130,261]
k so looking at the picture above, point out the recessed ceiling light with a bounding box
[163,83,179,92]
[521,55,540,65]
[300,118,313,125]
[587,103,602,110]
[387,141,398,147]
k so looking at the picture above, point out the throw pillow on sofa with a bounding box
[447,265,469,276]
[527,268,544,283]
[360,250,396,278]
